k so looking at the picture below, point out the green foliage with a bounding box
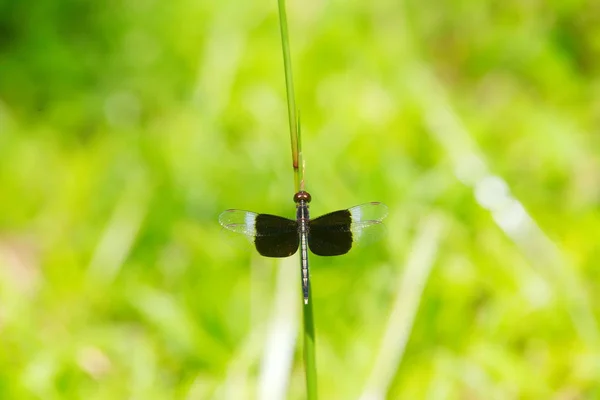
[1,0,599,398]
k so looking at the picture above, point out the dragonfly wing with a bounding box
[347,202,388,244]
[254,214,299,257]
[308,202,388,256]
[219,210,299,258]
[219,209,260,236]
[308,210,353,256]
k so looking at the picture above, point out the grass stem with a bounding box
[277,0,317,398]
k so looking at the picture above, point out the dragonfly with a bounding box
[219,190,388,304]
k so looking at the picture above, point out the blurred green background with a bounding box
[1,0,600,398]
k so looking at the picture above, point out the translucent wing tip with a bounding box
[368,202,388,218]
[218,209,257,236]
[349,202,389,222]
[218,209,237,227]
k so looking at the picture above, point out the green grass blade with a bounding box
[277,0,317,398]
[302,282,318,399]
[277,0,302,192]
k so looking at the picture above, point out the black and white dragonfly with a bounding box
[219,191,388,304]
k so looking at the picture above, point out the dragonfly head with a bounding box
[293,190,311,204]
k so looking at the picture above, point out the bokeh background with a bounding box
[1,0,600,398]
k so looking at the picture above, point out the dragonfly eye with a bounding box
[293,191,311,203]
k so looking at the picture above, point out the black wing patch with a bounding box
[308,210,353,256]
[307,202,388,256]
[254,214,299,257]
